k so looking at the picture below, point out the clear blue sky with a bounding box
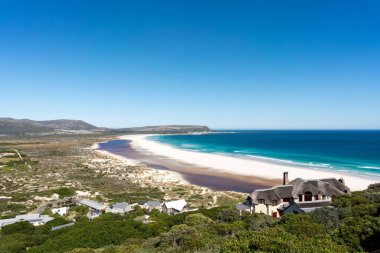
[1,1,379,129]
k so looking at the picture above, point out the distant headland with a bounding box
[0,117,211,136]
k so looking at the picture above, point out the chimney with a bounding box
[283,172,289,185]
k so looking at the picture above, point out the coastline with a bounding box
[95,139,279,193]
[91,142,190,186]
[120,134,379,191]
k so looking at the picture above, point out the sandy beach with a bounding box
[120,134,379,191]
[91,142,189,185]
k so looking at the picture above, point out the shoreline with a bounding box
[91,142,190,186]
[120,134,379,191]
[95,139,279,193]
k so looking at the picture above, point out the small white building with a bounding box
[51,207,69,216]
[0,214,54,228]
[162,199,187,215]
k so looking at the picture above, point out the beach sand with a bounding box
[95,139,279,193]
[91,142,189,186]
[119,134,379,191]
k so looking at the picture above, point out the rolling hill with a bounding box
[0,118,211,135]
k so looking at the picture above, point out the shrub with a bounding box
[153,224,209,252]
[279,213,325,238]
[52,188,76,198]
[218,207,240,223]
[220,227,346,253]
[242,213,278,231]
[309,207,346,233]
[185,213,213,227]
[1,221,35,235]
[334,215,380,252]
[332,192,369,208]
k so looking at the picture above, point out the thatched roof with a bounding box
[288,178,321,197]
[250,185,293,205]
[319,178,350,193]
[249,177,350,205]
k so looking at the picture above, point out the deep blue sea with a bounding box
[150,131,380,179]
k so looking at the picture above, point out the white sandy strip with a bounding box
[121,134,380,191]
[91,142,190,185]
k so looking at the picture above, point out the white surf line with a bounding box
[121,134,380,191]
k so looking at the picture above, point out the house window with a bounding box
[282,198,291,202]
[298,194,303,202]
[322,195,326,200]
[304,192,312,202]
[314,194,319,200]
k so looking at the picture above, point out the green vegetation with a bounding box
[0,203,27,217]
[0,183,379,253]
[51,188,76,199]
[105,189,165,203]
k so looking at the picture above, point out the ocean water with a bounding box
[150,131,380,179]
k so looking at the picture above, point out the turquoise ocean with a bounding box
[150,130,380,180]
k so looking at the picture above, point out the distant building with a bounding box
[162,199,187,215]
[141,201,162,212]
[79,199,106,211]
[106,202,135,214]
[235,203,251,215]
[0,214,54,228]
[51,207,69,216]
[247,172,350,218]
[79,199,107,220]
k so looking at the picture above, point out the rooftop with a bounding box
[0,214,54,228]
[79,199,106,210]
[249,175,350,205]
[164,199,187,211]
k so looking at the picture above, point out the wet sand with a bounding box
[98,139,279,193]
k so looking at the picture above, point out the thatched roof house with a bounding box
[247,172,350,217]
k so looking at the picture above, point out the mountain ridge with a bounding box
[0,117,211,135]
